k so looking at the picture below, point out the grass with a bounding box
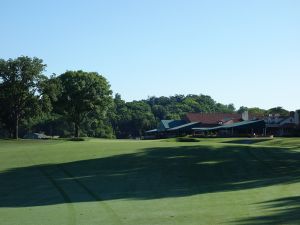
[0,137,300,225]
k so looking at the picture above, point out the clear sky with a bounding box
[1,0,299,110]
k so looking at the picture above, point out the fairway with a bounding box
[0,138,300,225]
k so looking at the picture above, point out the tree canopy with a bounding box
[55,70,112,137]
[0,56,296,139]
[0,56,48,138]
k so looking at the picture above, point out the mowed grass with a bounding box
[0,138,300,225]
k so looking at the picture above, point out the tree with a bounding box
[0,56,47,139]
[126,101,156,137]
[237,106,249,114]
[267,107,289,116]
[248,107,266,117]
[55,70,112,137]
[152,105,167,121]
[109,94,132,138]
[215,103,235,113]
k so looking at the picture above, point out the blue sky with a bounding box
[1,0,299,110]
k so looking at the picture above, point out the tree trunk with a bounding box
[50,125,53,138]
[75,123,79,138]
[9,128,13,139]
[15,115,19,139]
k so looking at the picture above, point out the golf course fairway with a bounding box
[0,138,300,224]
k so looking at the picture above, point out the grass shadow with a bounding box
[234,196,300,224]
[0,144,300,211]
[176,137,201,142]
[222,138,273,145]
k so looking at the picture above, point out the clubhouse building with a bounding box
[146,111,300,138]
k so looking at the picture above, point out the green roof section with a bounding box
[192,127,217,131]
[145,129,158,133]
[158,120,186,131]
[168,122,200,131]
[161,120,175,129]
[193,120,265,131]
[221,120,265,129]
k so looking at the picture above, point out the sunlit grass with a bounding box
[0,138,299,225]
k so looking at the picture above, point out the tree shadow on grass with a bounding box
[234,196,300,225]
[0,144,300,211]
[222,139,272,145]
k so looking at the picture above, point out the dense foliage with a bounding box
[0,56,50,138]
[55,71,113,137]
[0,56,296,139]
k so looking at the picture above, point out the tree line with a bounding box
[0,56,293,139]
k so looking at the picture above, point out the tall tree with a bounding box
[126,101,156,137]
[152,105,167,121]
[0,56,47,139]
[55,70,112,137]
[267,107,289,116]
[248,107,266,117]
[109,93,131,138]
[237,106,249,114]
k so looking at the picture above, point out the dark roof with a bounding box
[279,123,296,128]
[145,129,158,133]
[221,120,265,129]
[161,120,174,129]
[158,120,186,131]
[186,112,242,124]
[168,122,200,131]
[193,120,265,131]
